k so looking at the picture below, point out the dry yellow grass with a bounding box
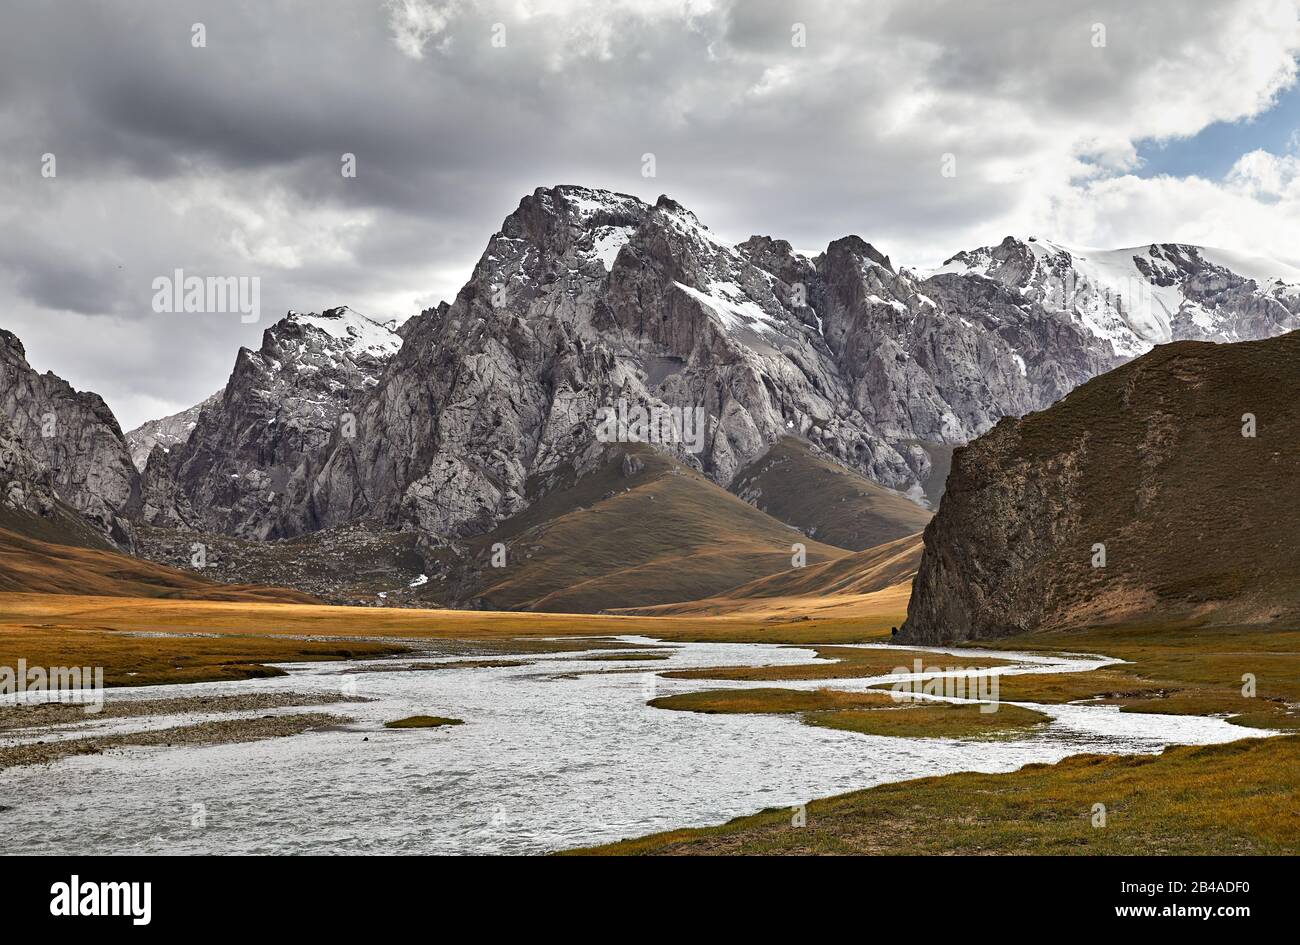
[617,534,920,618]
[0,623,403,687]
[0,589,904,641]
[0,588,907,687]
[621,580,914,622]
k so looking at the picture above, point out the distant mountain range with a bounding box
[4,185,1300,612]
[938,236,1300,358]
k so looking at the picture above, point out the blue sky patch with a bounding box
[1135,83,1300,179]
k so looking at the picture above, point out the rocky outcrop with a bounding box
[138,445,198,529]
[0,329,139,548]
[125,391,220,471]
[141,307,402,539]
[900,330,1300,643]
[1,412,60,520]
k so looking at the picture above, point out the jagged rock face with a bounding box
[297,187,1137,541]
[940,236,1300,358]
[0,411,113,549]
[125,391,220,471]
[0,329,139,548]
[395,303,445,341]
[812,242,1120,446]
[0,411,59,519]
[302,189,863,537]
[900,331,1300,643]
[138,445,198,529]
[147,307,402,539]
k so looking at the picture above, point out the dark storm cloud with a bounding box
[0,238,132,317]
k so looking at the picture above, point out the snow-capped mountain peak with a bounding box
[286,306,403,360]
[136,306,406,538]
[938,236,1300,357]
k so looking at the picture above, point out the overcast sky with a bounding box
[4,0,1300,429]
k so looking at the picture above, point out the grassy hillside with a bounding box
[439,448,849,612]
[708,532,921,600]
[619,532,920,619]
[0,501,112,551]
[132,446,855,613]
[0,527,314,602]
[728,438,931,551]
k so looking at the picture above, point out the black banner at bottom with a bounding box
[0,854,1285,932]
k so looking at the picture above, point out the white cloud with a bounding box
[386,0,460,59]
[1225,147,1300,200]
[1028,150,1300,274]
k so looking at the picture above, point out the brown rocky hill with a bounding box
[901,331,1300,644]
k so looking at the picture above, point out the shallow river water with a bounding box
[0,637,1271,854]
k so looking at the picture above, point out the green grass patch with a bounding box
[805,702,1049,739]
[384,715,464,729]
[650,687,894,714]
[650,686,1047,740]
[580,652,672,662]
[974,626,1300,731]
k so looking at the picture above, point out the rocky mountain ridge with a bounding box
[279,185,1118,544]
[0,328,139,549]
[938,236,1300,358]
[9,186,1300,611]
[126,391,221,471]
[139,306,403,539]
